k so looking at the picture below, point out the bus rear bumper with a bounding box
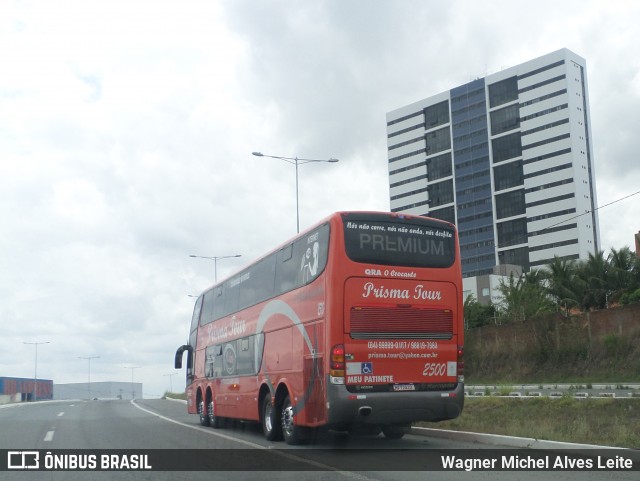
[326,382,464,428]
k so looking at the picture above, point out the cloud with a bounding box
[0,0,638,399]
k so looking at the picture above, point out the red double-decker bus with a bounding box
[175,211,464,444]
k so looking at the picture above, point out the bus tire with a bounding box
[281,394,308,445]
[198,399,209,426]
[262,396,283,441]
[207,399,223,428]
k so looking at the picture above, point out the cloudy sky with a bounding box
[1,0,639,398]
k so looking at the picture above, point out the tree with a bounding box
[575,251,609,310]
[496,271,554,323]
[608,247,637,303]
[463,295,496,329]
[542,256,579,316]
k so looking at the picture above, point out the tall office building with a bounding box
[387,48,600,279]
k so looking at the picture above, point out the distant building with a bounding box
[387,48,601,282]
[54,382,143,400]
[0,376,53,403]
[635,231,640,256]
[463,264,522,306]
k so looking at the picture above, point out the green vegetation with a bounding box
[465,247,640,328]
[458,248,640,447]
[463,246,640,383]
[164,391,187,400]
[422,397,640,449]
[465,321,640,383]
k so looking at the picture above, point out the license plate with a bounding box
[393,384,415,391]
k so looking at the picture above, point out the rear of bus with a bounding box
[326,212,464,436]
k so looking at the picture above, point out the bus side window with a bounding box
[200,289,216,326]
[276,244,295,293]
[224,280,240,315]
[188,295,203,354]
[212,285,224,320]
[236,337,254,375]
[205,345,223,378]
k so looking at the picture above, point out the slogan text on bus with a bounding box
[346,222,451,255]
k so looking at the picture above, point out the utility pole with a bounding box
[124,366,141,400]
[23,341,50,401]
[78,356,100,399]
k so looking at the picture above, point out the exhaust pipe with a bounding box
[358,406,372,417]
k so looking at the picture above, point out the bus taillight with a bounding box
[457,345,464,383]
[330,344,345,384]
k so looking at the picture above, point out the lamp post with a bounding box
[252,151,339,233]
[78,355,99,400]
[189,254,242,283]
[124,366,141,400]
[23,341,50,401]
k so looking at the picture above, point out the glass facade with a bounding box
[427,179,454,208]
[493,160,524,191]
[490,104,520,135]
[427,205,455,225]
[426,153,452,181]
[497,218,528,247]
[495,189,526,219]
[498,246,530,271]
[492,132,522,163]
[488,76,518,107]
[425,126,451,155]
[424,100,449,129]
[451,79,495,277]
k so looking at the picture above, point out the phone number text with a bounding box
[367,341,438,350]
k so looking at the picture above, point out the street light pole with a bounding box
[252,151,339,233]
[189,254,242,283]
[78,355,100,400]
[23,341,50,401]
[163,373,177,393]
[124,366,141,400]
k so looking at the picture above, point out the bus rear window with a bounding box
[343,214,455,268]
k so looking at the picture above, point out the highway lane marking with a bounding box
[130,400,374,481]
[44,430,55,442]
[130,400,264,449]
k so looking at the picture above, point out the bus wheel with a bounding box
[281,394,308,445]
[198,400,209,426]
[262,396,282,441]
[382,424,408,440]
[207,400,223,428]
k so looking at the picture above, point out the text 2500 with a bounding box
[422,363,446,377]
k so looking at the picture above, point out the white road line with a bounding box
[57,412,65,417]
[44,430,55,442]
[130,400,264,449]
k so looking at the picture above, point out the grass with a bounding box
[420,397,640,449]
[164,391,187,400]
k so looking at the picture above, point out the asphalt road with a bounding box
[0,398,637,481]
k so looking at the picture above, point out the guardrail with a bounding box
[465,383,640,399]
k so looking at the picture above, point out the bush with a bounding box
[602,334,631,357]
